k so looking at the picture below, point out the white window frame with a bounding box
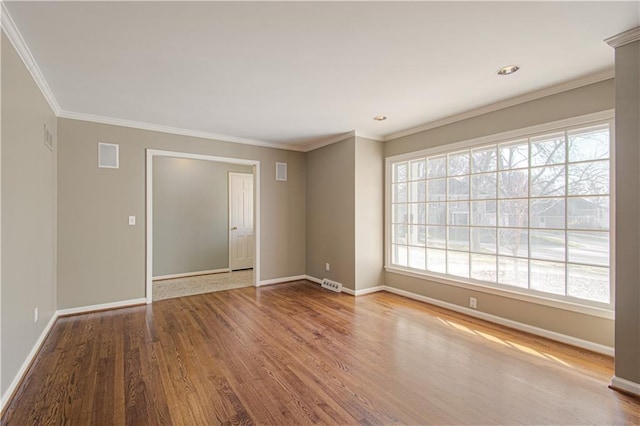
[385,110,615,319]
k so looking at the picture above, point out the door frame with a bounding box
[228,172,254,271]
[145,149,260,304]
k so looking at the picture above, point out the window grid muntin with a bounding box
[389,122,611,305]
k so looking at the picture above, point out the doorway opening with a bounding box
[145,149,260,304]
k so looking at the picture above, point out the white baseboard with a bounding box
[257,275,307,287]
[382,286,614,356]
[341,287,355,295]
[354,285,385,296]
[304,275,322,284]
[153,268,230,281]
[57,298,146,317]
[1,312,59,413]
[610,375,640,396]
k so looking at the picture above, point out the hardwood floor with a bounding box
[2,280,639,425]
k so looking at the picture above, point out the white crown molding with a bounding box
[302,131,357,152]
[354,131,384,142]
[605,26,640,48]
[1,2,61,115]
[58,110,305,152]
[383,68,615,142]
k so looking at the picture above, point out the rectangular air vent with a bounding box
[98,142,119,169]
[276,162,287,181]
[321,278,342,293]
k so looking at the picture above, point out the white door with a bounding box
[229,172,254,270]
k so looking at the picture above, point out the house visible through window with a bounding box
[388,119,612,308]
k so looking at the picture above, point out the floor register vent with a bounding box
[322,279,342,293]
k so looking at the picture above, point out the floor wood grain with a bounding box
[2,281,639,425]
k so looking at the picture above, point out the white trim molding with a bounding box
[304,275,323,285]
[382,286,614,356]
[153,268,230,281]
[0,312,59,413]
[146,150,261,303]
[0,2,61,115]
[605,27,640,48]
[384,70,614,142]
[610,376,640,397]
[56,298,146,317]
[257,275,307,287]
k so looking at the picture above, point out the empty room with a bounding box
[1,1,639,424]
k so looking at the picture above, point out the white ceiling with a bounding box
[4,1,639,150]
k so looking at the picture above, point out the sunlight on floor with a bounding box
[437,317,573,368]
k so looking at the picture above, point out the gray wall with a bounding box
[1,34,58,395]
[306,137,356,289]
[613,40,640,384]
[153,157,252,277]
[57,119,306,309]
[384,80,616,347]
[354,136,384,291]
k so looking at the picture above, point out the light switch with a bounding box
[128,216,136,226]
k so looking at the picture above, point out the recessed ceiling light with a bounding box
[497,65,520,76]
[373,115,388,121]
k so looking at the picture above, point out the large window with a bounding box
[388,118,612,309]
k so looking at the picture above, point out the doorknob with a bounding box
[231,226,238,230]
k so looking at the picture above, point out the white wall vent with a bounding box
[322,278,342,293]
[43,124,53,151]
[98,142,119,169]
[276,162,287,181]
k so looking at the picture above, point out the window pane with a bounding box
[448,202,469,226]
[447,227,469,251]
[568,196,609,230]
[568,125,609,162]
[427,249,447,273]
[499,140,528,170]
[471,173,497,199]
[530,230,565,261]
[471,200,496,226]
[568,265,609,303]
[498,199,528,228]
[530,260,565,295]
[408,246,426,270]
[427,226,446,249]
[472,147,497,173]
[448,151,469,176]
[567,231,609,266]
[498,257,529,288]
[409,225,426,246]
[530,198,565,229]
[498,170,528,198]
[531,134,565,166]
[471,228,496,254]
[471,254,497,282]
[410,181,427,202]
[498,229,528,257]
[393,183,407,203]
[427,156,447,178]
[448,251,469,278]
[394,162,408,182]
[393,204,408,224]
[393,244,408,267]
[448,176,469,200]
[410,203,426,224]
[426,202,446,225]
[427,178,446,201]
[568,161,609,196]
[530,166,566,197]
[410,159,426,180]
[393,224,408,244]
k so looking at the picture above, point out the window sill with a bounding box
[384,266,614,320]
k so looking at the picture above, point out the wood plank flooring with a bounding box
[2,280,639,425]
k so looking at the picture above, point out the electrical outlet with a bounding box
[469,297,477,309]
[325,262,330,271]
[129,216,136,226]
[34,307,39,323]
